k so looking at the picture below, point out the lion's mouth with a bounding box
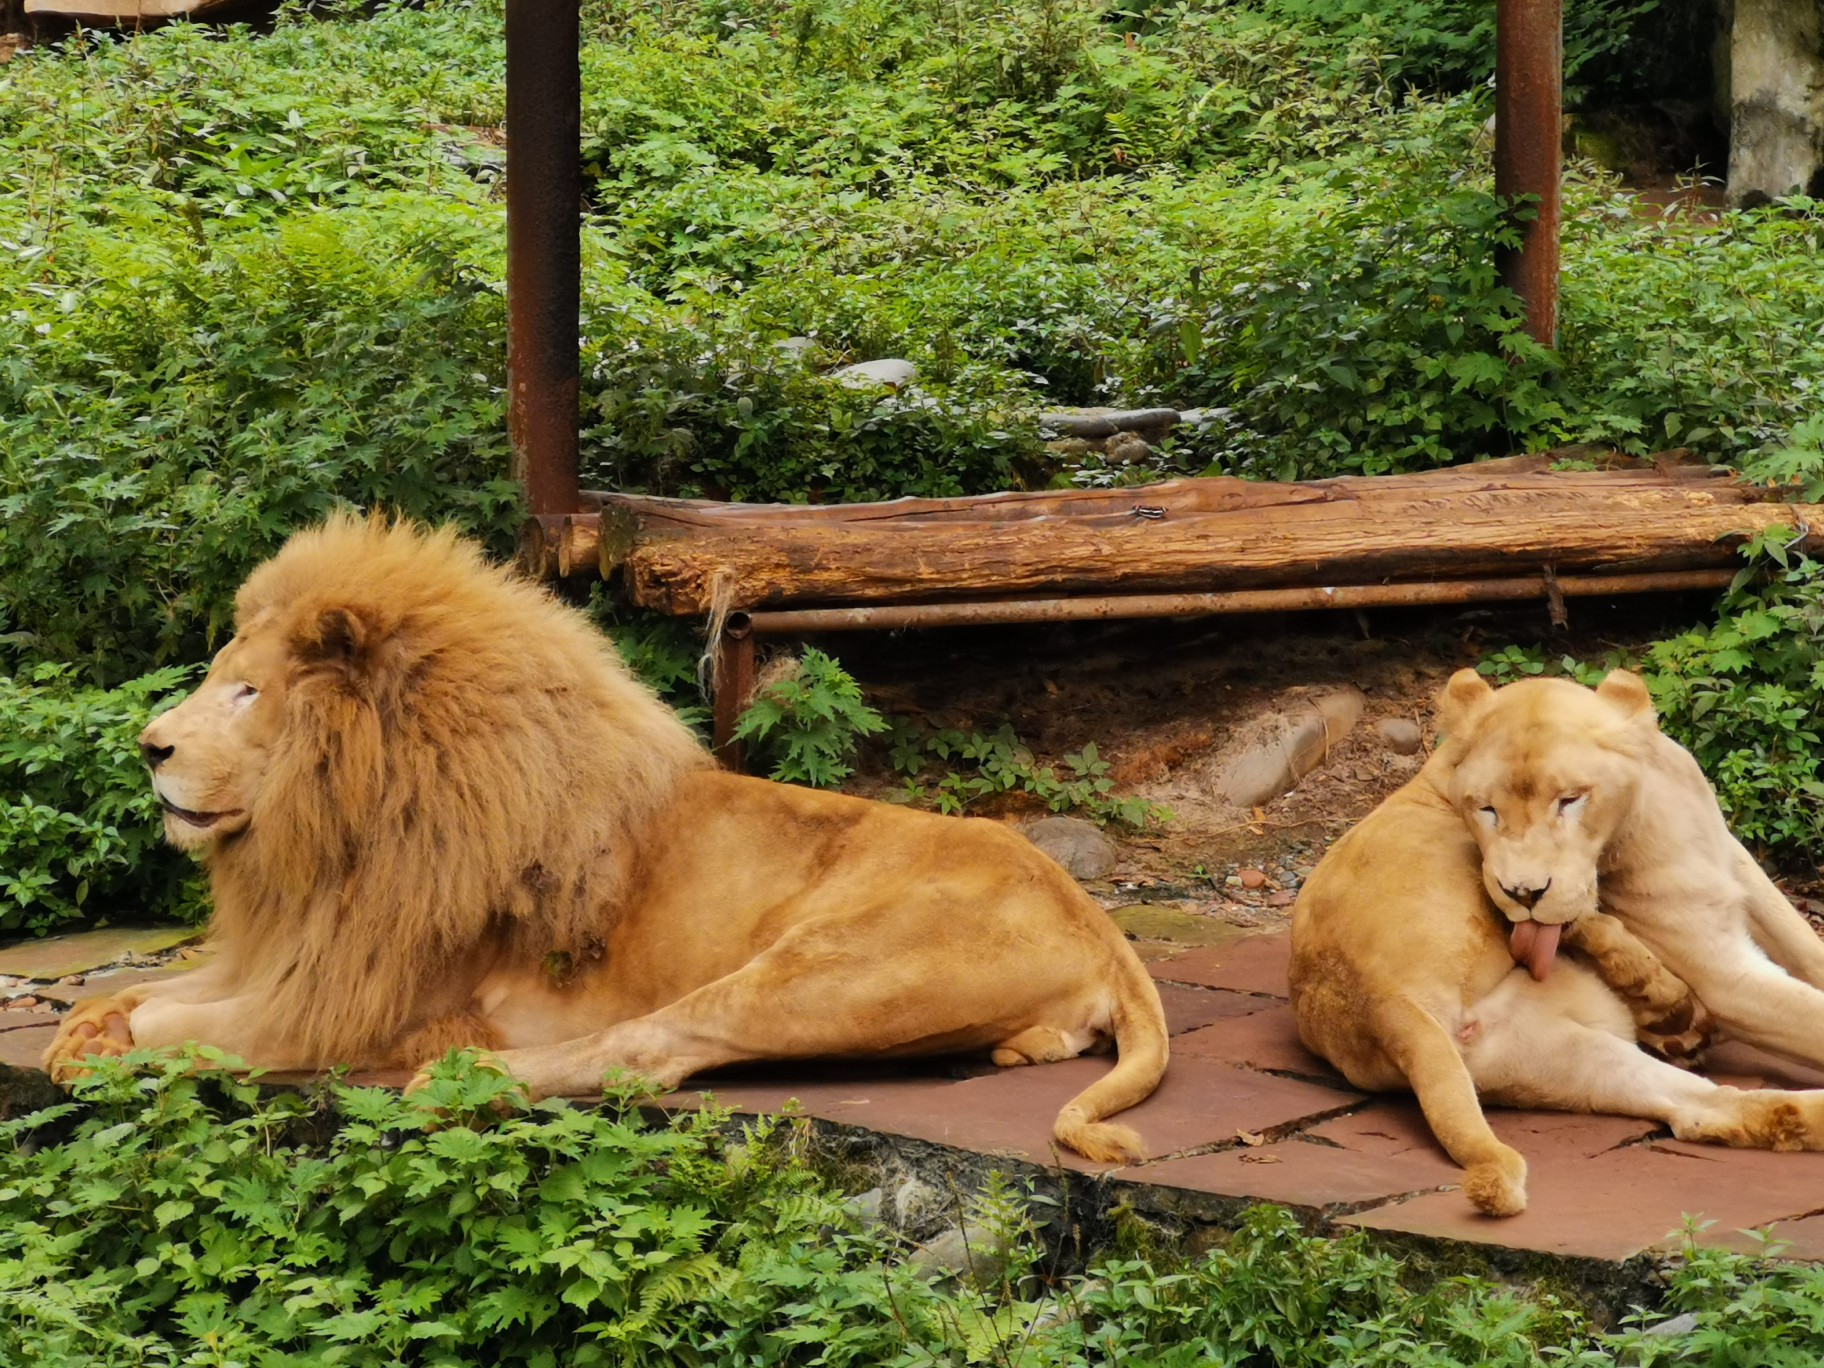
[158,796,241,830]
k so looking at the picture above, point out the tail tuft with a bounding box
[1054,1109,1146,1165]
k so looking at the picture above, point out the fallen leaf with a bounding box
[1236,1128,1266,1147]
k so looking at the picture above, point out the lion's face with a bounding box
[139,617,291,851]
[1438,668,1656,929]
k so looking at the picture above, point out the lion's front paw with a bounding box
[1639,993,1715,1068]
[41,998,137,1084]
[404,1050,529,1120]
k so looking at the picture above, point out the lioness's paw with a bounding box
[1461,1155,1527,1217]
[41,999,136,1085]
[1640,994,1715,1068]
[404,1050,529,1121]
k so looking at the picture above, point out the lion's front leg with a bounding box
[1564,912,1713,1063]
[42,994,144,1082]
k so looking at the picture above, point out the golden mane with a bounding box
[206,513,709,1063]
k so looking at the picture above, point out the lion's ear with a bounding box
[292,604,381,674]
[1436,668,1495,737]
[1595,668,1655,722]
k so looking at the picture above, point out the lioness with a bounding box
[1291,669,1824,1215]
[44,515,1168,1163]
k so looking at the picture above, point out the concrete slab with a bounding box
[1149,930,1290,998]
[0,1024,55,1071]
[0,927,201,981]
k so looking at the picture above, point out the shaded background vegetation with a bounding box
[1,0,1820,931]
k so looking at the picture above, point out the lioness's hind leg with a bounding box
[993,1025,1092,1068]
[1463,967,1824,1152]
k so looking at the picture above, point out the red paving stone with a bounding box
[828,1054,1361,1172]
[1129,1138,1454,1212]
[1173,1002,1343,1082]
[1149,929,1291,997]
[1156,985,1271,1036]
[1345,1138,1824,1261]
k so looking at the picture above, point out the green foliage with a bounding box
[3,1056,1782,1367]
[889,721,1170,827]
[1642,532,1824,863]
[0,665,205,934]
[1744,412,1824,504]
[732,648,889,786]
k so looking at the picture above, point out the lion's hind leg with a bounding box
[993,1025,1099,1068]
[1462,964,1824,1155]
[1374,995,1529,1216]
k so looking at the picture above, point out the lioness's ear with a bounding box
[1436,668,1495,736]
[1595,668,1655,721]
[292,604,380,673]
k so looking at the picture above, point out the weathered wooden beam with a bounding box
[617,495,1824,616]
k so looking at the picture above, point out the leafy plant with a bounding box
[732,648,889,786]
[1642,530,1824,863]
[890,721,1170,827]
[0,664,205,934]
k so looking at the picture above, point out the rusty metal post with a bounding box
[506,0,582,517]
[1495,0,1562,349]
[711,626,756,771]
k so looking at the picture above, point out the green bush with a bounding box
[0,665,205,934]
[1642,534,1824,864]
[732,648,889,786]
[0,1053,1776,1367]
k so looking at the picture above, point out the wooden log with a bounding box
[619,491,1824,615]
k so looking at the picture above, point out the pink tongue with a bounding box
[1509,921,1561,981]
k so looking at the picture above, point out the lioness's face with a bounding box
[139,621,290,851]
[1439,669,1655,928]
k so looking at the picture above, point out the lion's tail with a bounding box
[1053,947,1169,1165]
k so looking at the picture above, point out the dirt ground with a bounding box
[822,591,1824,936]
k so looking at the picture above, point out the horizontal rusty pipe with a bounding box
[725,569,1737,635]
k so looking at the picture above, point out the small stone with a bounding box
[1642,1311,1699,1338]
[1373,717,1423,754]
[8,996,39,1010]
[1266,891,1296,908]
[1238,868,1268,890]
[773,335,816,360]
[892,1177,943,1234]
[909,1221,1010,1286]
[830,358,917,390]
[56,975,83,987]
[1023,816,1118,881]
[1225,875,1243,888]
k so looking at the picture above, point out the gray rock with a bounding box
[1215,689,1366,808]
[1039,407,1182,440]
[908,1221,1010,1285]
[773,336,817,361]
[1726,0,1824,206]
[830,358,917,390]
[892,1176,943,1233]
[1023,815,1119,881]
[1641,1311,1699,1338]
[1373,717,1423,754]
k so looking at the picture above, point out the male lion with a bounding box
[43,515,1168,1163]
[1290,669,1824,1216]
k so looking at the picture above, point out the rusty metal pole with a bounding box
[1494,0,1562,349]
[506,0,583,518]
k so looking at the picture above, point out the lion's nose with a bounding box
[1502,880,1551,909]
[140,740,175,772]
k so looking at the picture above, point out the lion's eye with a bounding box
[235,683,259,704]
[1556,791,1588,816]
[1476,805,1498,826]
